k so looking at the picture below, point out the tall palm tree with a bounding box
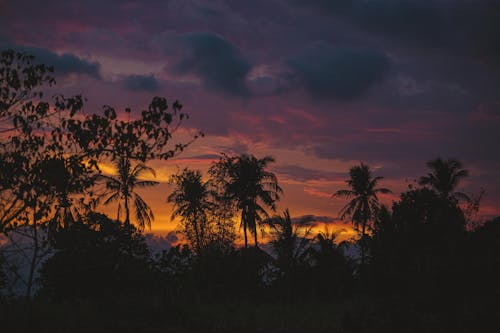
[210,154,282,249]
[334,163,391,267]
[167,168,213,255]
[99,157,159,230]
[418,158,470,202]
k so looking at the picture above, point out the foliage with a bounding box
[0,48,197,297]
[264,209,312,279]
[369,187,467,303]
[98,157,159,230]
[38,213,154,301]
[334,162,390,266]
[0,49,94,297]
[307,228,354,299]
[168,168,214,254]
[419,157,470,202]
[209,154,282,248]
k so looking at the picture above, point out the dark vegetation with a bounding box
[1,49,499,332]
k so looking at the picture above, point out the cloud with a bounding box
[304,187,334,199]
[275,165,344,182]
[121,74,160,92]
[1,43,101,79]
[144,231,179,254]
[352,0,443,44]
[292,214,338,224]
[176,154,221,161]
[292,0,500,66]
[287,42,389,99]
[292,0,443,44]
[165,32,252,97]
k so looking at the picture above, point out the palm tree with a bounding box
[313,228,343,260]
[307,227,354,298]
[210,154,282,249]
[418,158,470,202]
[264,209,312,275]
[167,168,213,255]
[99,157,159,230]
[334,163,391,267]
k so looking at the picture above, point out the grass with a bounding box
[0,296,351,333]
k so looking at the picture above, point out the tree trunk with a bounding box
[242,209,248,249]
[360,221,367,275]
[62,192,70,230]
[193,211,202,256]
[26,205,39,299]
[124,194,130,227]
[251,205,258,248]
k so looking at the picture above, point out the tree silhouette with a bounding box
[0,48,197,298]
[168,168,213,255]
[334,163,391,267]
[307,227,354,299]
[38,213,153,301]
[98,157,158,230]
[419,158,470,202]
[0,49,91,297]
[264,209,312,277]
[210,154,282,249]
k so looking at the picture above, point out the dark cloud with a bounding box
[180,154,221,161]
[352,0,444,44]
[292,0,500,66]
[121,74,160,92]
[166,32,252,97]
[287,42,389,99]
[275,165,344,182]
[292,214,342,226]
[293,0,443,41]
[1,43,101,79]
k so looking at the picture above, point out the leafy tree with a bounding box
[0,49,91,297]
[209,154,282,248]
[334,163,391,267]
[418,158,470,202]
[63,97,202,163]
[1,48,197,297]
[464,217,500,317]
[369,188,467,304]
[167,168,213,255]
[98,157,159,230]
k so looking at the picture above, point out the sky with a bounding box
[1,0,499,243]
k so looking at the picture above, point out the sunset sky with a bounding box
[1,0,499,243]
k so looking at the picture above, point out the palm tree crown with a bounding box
[99,157,159,230]
[335,163,391,232]
[418,158,469,201]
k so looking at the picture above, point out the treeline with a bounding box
[1,49,499,332]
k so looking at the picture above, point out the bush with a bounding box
[38,213,155,301]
